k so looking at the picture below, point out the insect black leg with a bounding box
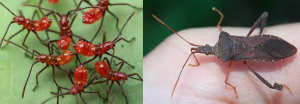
[79,93,87,104]
[105,52,135,68]
[246,12,268,37]
[83,91,107,102]
[23,31,31,57]
[2,27,25,48]
[116,81,129,104]
[51,66,62,98]
[106,81,114,99]
[22,61,39,98]
[212,7,224,32]
[83,55,98,65]
[33,64,49,91]
[243,62,292,93]
[127,73,143,81]
[56,66,74,84]
[47,40,58,54]
[107,9,120,32]
[91,13,106,43]
[0,21,15,48]
[109,3,143,10]
[114,37,136,44]
[225,61,238,98]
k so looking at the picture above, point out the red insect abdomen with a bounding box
[82,8,103,24]
[74,65,88,86]
[57,36,72,50]
[34,17,52,31]
[110,72,127,81]
[47,0,59,4]
[95,61,109,78]
[73,40,96,56]
[58,50,74,65]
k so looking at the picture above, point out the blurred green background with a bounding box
[144,0,300,56]
[0,0,143,103]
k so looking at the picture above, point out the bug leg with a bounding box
[83,55,98,65]
[107,9,121,32]
[23,31,31,57]
[106,81,114,100]
[109,3,143,10]
[246,12,268,37]
[22,61,39,98]
[47,40,58,54]
[83,91,108,102]
[79,93,87,104]
[116,81,129,104]
[0,21,15,48]
[188,48,200,67]
[105,52,135,68]
[225,61,238,98]
[2,27,25,49]
[243,62,292,94]
[127,73,143,81]
[91,13,106,43]
[56,66,74,84]
[32,65,49,91]
[114,37,136,44]
[51,66,62,97]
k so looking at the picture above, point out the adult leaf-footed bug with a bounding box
[152,7,297,98]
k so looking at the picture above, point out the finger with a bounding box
[144,23,300,104]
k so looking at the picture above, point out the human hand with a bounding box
[144,23,300,104]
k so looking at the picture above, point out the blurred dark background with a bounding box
[144,0,300,56]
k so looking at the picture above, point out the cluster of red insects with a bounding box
[0,0,142,104]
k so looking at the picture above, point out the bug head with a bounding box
[103,42,115,50]
[13,16,25,25]
[69,85,83,94]
[60,14,69,27]
[194,44,214,55]
[36,54,47,63]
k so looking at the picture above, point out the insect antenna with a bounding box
[3,39,40,55]
[24,4,61,17]
[112,12,135,43]
[0,2,16,16]
[152,14,198,46]
[212,7,224,32]
[41,92,71,104]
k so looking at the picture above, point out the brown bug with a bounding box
[152,7,296,98]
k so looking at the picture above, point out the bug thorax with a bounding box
[13,16,25,25]
[60,15,69,27]
[98,0,109,8]
[99,42,115,50]
[195,44,214,55]
[36,54,48,63]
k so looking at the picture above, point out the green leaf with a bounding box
[0,0,143,103]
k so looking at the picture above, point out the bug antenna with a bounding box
[24,4,61,17]
[152,14,198,46]
[0,2,16,16]
[113,12,135,42]
[212,7,224,32]
[3,39,39,56]
[171,52,195,98]
[41,92,71,104]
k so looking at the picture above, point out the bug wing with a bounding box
[231,35,297,61]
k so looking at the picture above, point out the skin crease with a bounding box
[144,23,300,104]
